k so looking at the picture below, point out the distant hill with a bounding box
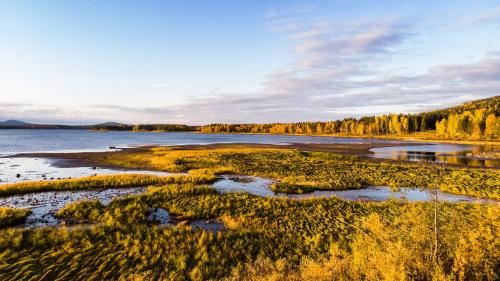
[0,120,196,132]
[0,120,89,129]
[95,122,129,127]
[0,120,33,126]
[0,120,130,130]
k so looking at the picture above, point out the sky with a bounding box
[1,0,499,125]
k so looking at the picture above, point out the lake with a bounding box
[0,130,496,229]
[0,129,401,155]
[0,129,497,168]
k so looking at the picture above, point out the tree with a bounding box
[436,119,447,137]
[316,123,324,135]
[484,114,498,139]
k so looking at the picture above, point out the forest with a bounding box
[4,97,498,141]
[200,96,500,140]
[90,124,197,132]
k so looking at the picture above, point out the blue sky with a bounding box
[1,0,499,124]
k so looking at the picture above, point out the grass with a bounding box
[0,146,498,280]
[1,184,498,280]
[87,147,500,199]
[0,173,220,197]
[0,207,31,228]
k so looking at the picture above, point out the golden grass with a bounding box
[0,173,219,197]
[0,207,31,227]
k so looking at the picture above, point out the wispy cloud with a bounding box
[463,6,500,26]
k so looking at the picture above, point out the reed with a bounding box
[0,173,219,197]
[0,207,31,228]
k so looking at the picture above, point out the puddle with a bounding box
[146,208,226,231]
[0,187,146,228]
[213,175,276,197]
[369,144,500,167]
[147,208,171,225]
[0,157,171,184]
[213,176,498,203]
[187,219,226,231]
[282,186,498,203]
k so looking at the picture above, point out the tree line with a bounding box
[200,96,499,140]
[91,124,197,132]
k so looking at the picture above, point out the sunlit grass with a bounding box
[0,173,219,197]
[0,146,498,279]
[89,147,500,199]
[1,182,498,280]
[0,207,31,228]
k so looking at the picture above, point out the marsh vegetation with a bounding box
[0,183,498,280]
[87,146,500,199]
[0,146,498,280]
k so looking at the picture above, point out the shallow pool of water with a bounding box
[147,208,171,225]
[0,157,171,184]
[146,208,226,231]
[213,175,498,203]
[369,144,499,167]
[188,219,226,231]
[283,187,497,203]
[213,175,276,196]
[0,187,147,228]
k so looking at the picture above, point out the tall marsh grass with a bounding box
[0,207,31,228]
[0,173,219,197]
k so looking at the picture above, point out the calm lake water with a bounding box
[0,130,497,173]
[0,157,172,184]
[0,129,401,155]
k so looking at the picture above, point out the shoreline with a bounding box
[1,142,425,173]
[5,142,499,170]
[6,142,424,159]
[2,127,499,145]
[192,131,500,145]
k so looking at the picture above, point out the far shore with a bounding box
[3,126,498,145]
[192,131,500,146]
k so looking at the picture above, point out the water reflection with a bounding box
[188,220,226,231]
[213,176,497,203]
[0,187,147,228]
[0,157,172,184]
[213,175,275,196]
[147,208,171,225]
[370,144,499,167]
[284,187,497,203]
[1,175,496,229]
